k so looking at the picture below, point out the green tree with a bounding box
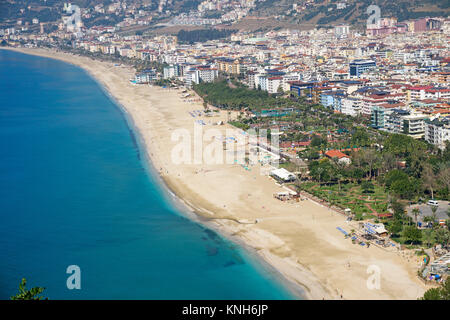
[350,127,370,147]
[361,149,378,180]
[421,287,444,300]
[412,208,420,226]
[388,219,403,236]
[384,133,426,159]
[391,201,406,221]
[310,135,327,148]
[336,172,343,192]
[384,169,408,189]
[422,163,437,199]
[431,205,438,223]
[420,279,450,300]
[10,278,47,300]
[422,229,435,248]
[391,177,419,199]
[402,225,422,244]
[308,159,335,184]
[361,181,375,194]
[435,228,450,247]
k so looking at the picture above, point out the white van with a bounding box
[427,200,438,206]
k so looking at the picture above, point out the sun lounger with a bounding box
[336,227,348,236]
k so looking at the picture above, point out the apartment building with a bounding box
[349,59,376,77]
[425,118,450,149]
[267,76,282,94]
[341,97,362,116]
[184,65,218,86]
[320,90,346,112]
[163,64,183,79]
[425,118,450,150]
[385,109,428,138]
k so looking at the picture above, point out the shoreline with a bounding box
[1,47,306,299]
[1,46,428,300]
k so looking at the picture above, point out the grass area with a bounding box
[279,162,302,172]
[229,121,250,131]
[299,181,389,219]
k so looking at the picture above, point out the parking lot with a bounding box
[406,201,449,222]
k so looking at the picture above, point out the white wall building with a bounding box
[341,97,361,116]
[184,66,218,86]
[267,76,282,94]
[425,119,450,150]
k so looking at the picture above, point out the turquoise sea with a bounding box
[0,49,299,299]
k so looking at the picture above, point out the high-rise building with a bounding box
[349,60,376,77]
[425,118,450,149]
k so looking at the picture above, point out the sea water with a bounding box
[0,49,298,299]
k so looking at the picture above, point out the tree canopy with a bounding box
[10,278,47,300]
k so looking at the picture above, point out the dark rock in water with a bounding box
[203,228,222,244]
[204,228,218,240]
[229,253,244,265]
[206,246,218,256]
[224,261,236,267]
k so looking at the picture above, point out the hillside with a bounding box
[251,0,450,28]
[1,0,448,31]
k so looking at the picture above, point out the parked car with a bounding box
[427,199,439,206]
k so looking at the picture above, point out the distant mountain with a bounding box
[1,0,448,30]
[251,0,450,28]
[0,0,151,26]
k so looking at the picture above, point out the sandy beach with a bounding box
[3,46,429,300]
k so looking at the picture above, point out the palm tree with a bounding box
[431,205,438,224]
[423,229,435,248]
[336,173,344,192]
[423,163,436,199]
[412,207,420,227]
[316,167,324,185]
[10,278,47,300]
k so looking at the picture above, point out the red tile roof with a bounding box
[325,150,349,159]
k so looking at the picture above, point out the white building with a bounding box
[270,168,296,182]
[425,118,450,150]
[185,66,218,86]
[135,70,157,84]
[267,76,282,94]
[163,65,178,79]
[334,25,350,38]
[341,97,361,116]
[258,75,268,91]
[282,74,300,92]
[385,109,428,138]
[247,71,257,88]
